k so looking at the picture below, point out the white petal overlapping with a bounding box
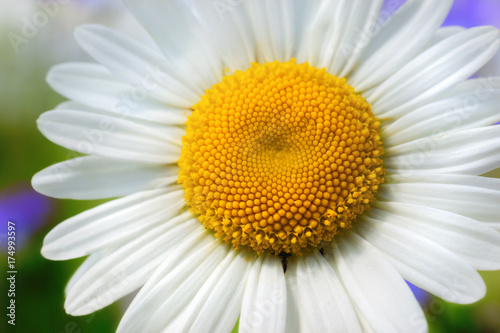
[74,24,201,107]
[349,0,453,90]
[64,211,199,315]
[485,222,500,232]
[190,0,256,73]
[320,0,384,77]
[382,85,500,146]
[326,234,427,333]
[117,231,229,333]
[367,26,500,119]
[427,26,465,48]
[240,255,287,333]
[42,187,185,260]
[32,156,179,200]
[243,0,295,63]
[47,62,192,125]
[124,0,223,89]
[384,126,500,175]
[176,250,254,333]
[37,108,184,163]
[371,202,500,271]
[356,216,486,303]
[285,251,362,333]
[64,249,112,296]
[381,173,500,223]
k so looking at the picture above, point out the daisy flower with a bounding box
[33,0,500,332]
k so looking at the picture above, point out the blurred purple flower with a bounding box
[380,0,406,15]
[443,0,500,29]
[442,0,500,118]
[407,281,430,306]
[71,0,118,9]
[382,0,500,29]
[0,183,54,251]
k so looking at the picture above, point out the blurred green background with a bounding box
[0,0,499,332]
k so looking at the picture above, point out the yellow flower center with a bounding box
[179,59,384,255]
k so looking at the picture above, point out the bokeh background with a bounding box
[0,0,499,332]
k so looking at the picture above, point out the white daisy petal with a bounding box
[41,187,185,260]
[190,0,256,72]
[74,24,201,107]
[326,233,427,333]
[262,0,296,63]
[484,222,500,232]
[440,76,500,100]
[64,249,113,296]
[283,0,323,65]
[240,255,287,333]
[64,211,199,316]
[124,0,222,88]
[46,62,126,108]
[385,126,500,175]
[349,0,453,91]
[37,109,184,163]
[54,99,190,127]
[54,100,94,111]
[356,216,486,304]
[372,202,500,271]
[326,0,384,77]
[241,0,297,63]
[294,0,339,66]
[427,26,465,48]
[297,0,383,75]
[379,76,500,121]
[117,233,228,333]
[177,250,254,333]
[286,251,362,333]
[47,62,127,107]
[367,26,500,118]
[357,313,377,333]
[382,87,500,146]
[381,173,500,223]
[32,156,178,200]
[47,62,191,125]
[284,259,301,333]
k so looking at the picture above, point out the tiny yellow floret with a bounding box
[179,59,384,255]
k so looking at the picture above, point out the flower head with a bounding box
[33,0,500,332]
